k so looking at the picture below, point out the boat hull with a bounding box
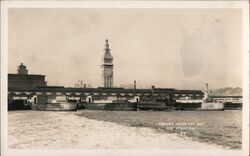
[83,102,137,111]
[32,102,77,111]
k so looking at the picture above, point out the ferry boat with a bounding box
[173,84,224,111]
[82,96,137,111]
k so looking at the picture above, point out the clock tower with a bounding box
[102,39,113,88]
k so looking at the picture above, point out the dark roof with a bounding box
[172,90,203,94]
[154,88,175,91]
[9,86,205,96]
[211,96,242,98]
[38,86,64,88]
[8,73,46,77]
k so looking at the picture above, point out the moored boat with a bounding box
[30,95,77,111]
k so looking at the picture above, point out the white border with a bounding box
[1,1,249,156]
[241,2,249,156]
[0,1,249,8]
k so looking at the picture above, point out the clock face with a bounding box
[105,69,112,76]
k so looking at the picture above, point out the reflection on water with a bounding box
[77,110,242,149]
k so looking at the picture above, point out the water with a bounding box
[77,110,242,149]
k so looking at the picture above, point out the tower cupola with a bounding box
[103,39,113,64]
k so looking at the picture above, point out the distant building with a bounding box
[210,96,242,104]
[172,90,204,100]
[8,63,47,88]
[101,39,114,88]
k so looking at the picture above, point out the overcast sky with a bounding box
[8,8,242,89]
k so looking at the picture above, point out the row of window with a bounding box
[174,94,202,97]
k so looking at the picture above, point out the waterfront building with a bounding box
[172,90,204,100]
[210,96,242,103]
[210,96,242,109]
[8,63,47,89]
[101,39,114,88]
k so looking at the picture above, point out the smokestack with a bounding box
[134,80,136,96]
[152,85,155,97]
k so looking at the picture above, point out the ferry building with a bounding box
[7,39,241,110]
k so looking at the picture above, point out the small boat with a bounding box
[199,101,224,111]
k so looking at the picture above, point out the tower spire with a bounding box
[105,39,110,50]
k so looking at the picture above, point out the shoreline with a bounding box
[8,111,227,149]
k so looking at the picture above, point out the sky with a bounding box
[8,8,242,89]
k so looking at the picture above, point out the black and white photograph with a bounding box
[1,1,249,156]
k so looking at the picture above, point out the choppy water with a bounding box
[77,110,242,149]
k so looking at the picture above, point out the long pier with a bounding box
[8,86,203,100]
[8,86,242,111]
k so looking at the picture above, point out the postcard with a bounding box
[1,1,249,156]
